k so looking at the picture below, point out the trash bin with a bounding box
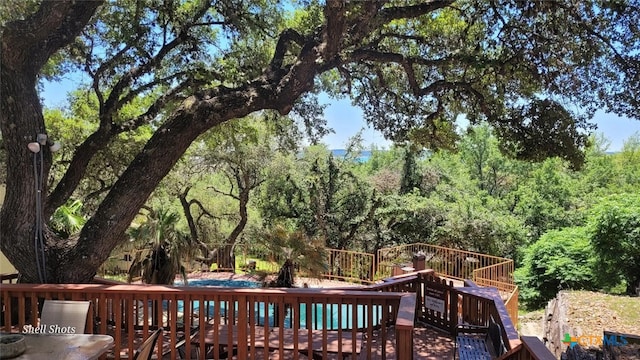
[412,251,426,271]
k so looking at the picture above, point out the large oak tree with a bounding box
[1,0,639,283]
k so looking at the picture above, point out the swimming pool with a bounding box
[172,300,381,330]
[175,278,261,288]
[171,279,381,330]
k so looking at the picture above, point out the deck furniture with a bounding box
[40,299,91,334]
[454,316,505,360]
[13,334,113,360]
[166,326,200,359]
[132,328,163,360]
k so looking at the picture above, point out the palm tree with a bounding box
[50,200,86,239]
[126,207,191,285]
[260,224,328,288]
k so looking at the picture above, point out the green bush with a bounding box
[516,227,597,309]
[589,193,640,294]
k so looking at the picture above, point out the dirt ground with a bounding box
[562,291,640,336]
[519,291,640,341]
[519,309,545,339]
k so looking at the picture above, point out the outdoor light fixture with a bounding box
[49,141,61,152]
[27,134,61,153]
[27,133,50,283]
[27,142,40,153]
[37,133,47,145]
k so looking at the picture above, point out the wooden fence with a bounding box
[324,248,376,284]
[376,243,518,326]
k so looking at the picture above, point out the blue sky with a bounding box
[42,79,640,152]
[320,97,640,152]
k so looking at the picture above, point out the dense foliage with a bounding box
[590,194,640,295]
[515,180,640,308]
[2,0,640,285]
[515,227,595,309]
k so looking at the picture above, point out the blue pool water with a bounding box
[175,278,261,288]
[173,300,380,330]
[170,279,381,330]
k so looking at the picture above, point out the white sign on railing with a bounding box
[425,296,445,313]
[424,287,446,313]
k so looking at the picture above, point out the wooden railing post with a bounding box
[395,293,415,360]
[449,286,458,333]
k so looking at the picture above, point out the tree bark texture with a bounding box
[1,0,458,283]
[1,1,104,283]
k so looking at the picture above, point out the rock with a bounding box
[564,344,599,360]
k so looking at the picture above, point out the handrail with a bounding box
[375,243,519,326]
[1,283,410,360]
[395,293,416,360]
[0,270,557,360]
[504,285,519,329]
[92,276,127,285]
[473,260,518,327]
[324,248,376,283]
[377,243,511,280]
[517,336,556,360]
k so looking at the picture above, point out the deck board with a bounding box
[192,324,362,357]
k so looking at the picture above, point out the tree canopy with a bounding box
[1,0,639,283]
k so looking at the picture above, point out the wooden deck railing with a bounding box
[376,243,518,326]
[353,269,550,360]
[1,270,554,360]
[1,283,411,360]
[472,260,518,328]
[376,243,511,281]
[324,248,376,284]
[500,336,557,360]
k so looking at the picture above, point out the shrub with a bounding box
[589,194,640,294]
[516,227,597,309]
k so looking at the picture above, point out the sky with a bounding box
[319,97,640,152]
[42,79,640,152]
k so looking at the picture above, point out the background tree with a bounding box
[589,193,640,295]
[399,147,422,194]
[206,118,290,269]
[260,146,375,250]
[512,158,581,238]
[515,227,597,310]
[459,124,514,197]
[2,0,640,283]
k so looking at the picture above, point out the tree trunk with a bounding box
[0,1,104,283]
[0,67,50,283]
[0,0,352,284]
[216,243,236,271]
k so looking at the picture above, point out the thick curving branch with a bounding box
[1,0,104,77]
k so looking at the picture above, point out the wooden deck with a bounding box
[187,325,454,360]
[358,325,454,360]
[193,324,362,358]
[106,324,453,359]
